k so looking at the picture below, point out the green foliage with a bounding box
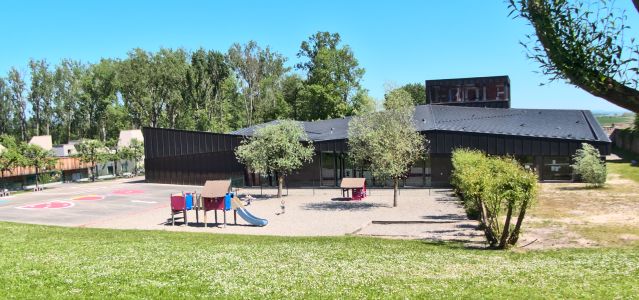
[348,107,426,206]
[1,33,368,142]
[227,41,290,126]
[572,143,607,187]
[75,139,108,181]
[383,88,414,110]
[119,139,144,175]
[509,0,639,112]
[451,149,489,220]
[398,82,426,105]
[235,120,314,198]
[451,149,538,249]
[350,89,377,115]
[20,143,57,188]
[0,135,26,188]
[295,31,365,120]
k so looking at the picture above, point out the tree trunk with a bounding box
[92,163,96,182]
[508,201,529,245]
[35,167,40,191]
[277,176,283,198]
[499,204,514,249]
[480,200,497,246]
[393,178,398,207]
[278,176,285,214]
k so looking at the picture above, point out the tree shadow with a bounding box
[557,186,601,191]
[421,214,468,221]
[302,201,388,211]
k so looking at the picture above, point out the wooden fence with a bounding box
[610,129,639,154]
[0,157,91,178]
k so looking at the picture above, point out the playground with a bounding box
[0,177,484,243]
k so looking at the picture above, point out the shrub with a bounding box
[451,149,538,249]
[571,143,607,187]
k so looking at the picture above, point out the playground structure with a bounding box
[170,191,198,226]
[339,178,367,200]
[170,180,268,227]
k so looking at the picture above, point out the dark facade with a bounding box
[143,127,245,186]
[426,75,511,108]
[143,104,611,187]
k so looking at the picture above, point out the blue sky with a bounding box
[1,0,637,113]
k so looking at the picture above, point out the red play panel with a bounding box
[17,201,74,209]
[112,189,144,195]
[71,195,105,201]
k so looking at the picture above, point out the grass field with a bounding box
[595,113,635,127]
[609,148,639,183]
[1,222,638,299]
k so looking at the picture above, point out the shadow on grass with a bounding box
[302,201,388,211]
[557,186,602,191]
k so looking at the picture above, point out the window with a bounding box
[542,156,572,181]
[464,86,479,101]
[450,87,462,102]
[496,85,505,100]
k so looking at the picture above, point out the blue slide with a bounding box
[236,207,268,227]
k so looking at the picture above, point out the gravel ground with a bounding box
[0,178,483,244]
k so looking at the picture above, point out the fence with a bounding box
[610,129,639,155]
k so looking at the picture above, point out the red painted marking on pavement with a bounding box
[17,201,74,209]
[112,189,145,195]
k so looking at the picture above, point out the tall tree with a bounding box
[509,0,639,112]
[282,74,305,120]
[119,48,189,129]
[53,59,86,143]
[7,68,28,141]
[399,83,426,105]
[186,48,230,132]
[81,59,119,140]
[0,78,13,135]
[348,107,427,207]
[28,59,55,136]
[227,41,289,126]
[296,32,365,120]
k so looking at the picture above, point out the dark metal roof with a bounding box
[230,105,611,143]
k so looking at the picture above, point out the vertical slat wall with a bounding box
[426,131,610,156]
[143,127,245,186]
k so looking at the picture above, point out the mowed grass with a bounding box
[609,148,639,183]
[1,222,638,299]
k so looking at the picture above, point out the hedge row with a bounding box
[451,149,538,249]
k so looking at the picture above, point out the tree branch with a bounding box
[525,0,639,112]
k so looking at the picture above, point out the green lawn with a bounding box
[610,148,639,183]
[1,222,638,298]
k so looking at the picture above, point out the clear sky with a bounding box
[1,0,637,113]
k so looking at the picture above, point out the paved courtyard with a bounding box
[0,177,484,244]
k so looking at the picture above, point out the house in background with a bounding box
[118,129,144,148]
[52,140,79,157]
[28,135,53,151]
